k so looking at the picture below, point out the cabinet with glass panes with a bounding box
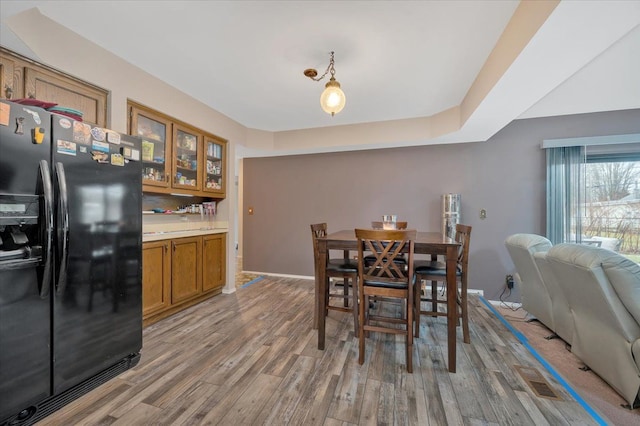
[128,101,227,198]
[203,137,226,195]
[130,103,171,189]
[173,124,201,191]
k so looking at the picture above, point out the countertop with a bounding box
[143,228,228,242]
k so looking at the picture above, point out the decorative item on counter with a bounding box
[202,201,216,228]
[382,214,397,230]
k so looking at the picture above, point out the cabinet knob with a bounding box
[4,85,12,99]
[164,243,168,252]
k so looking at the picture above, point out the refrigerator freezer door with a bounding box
[0,101,52,421]
[51,117,142,394]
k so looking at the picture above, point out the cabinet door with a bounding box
[171,237,202,304]
[142,241,171,317]
[203,234,226,292]
[0,52,19,100]
[130,104,172,189]
[24,67,107,126]
[202,137,226,196]
[172,124,202,191]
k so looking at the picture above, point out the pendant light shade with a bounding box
[304,51,346,116]
[320,78,346,116]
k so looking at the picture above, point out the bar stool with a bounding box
[414,224,472,343]
[356,228,416,372]
[310,223,359,337]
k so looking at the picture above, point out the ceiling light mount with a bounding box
[304,51,346,116]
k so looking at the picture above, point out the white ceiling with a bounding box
[1,1,639,139]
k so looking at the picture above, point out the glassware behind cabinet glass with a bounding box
[173,127,200,189]
[204,138,224,193]
[135,113,169,187]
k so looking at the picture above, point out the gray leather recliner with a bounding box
[504,234,554,329]
[546,243,640,408]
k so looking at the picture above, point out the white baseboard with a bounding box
[240,272,487,298]
[243,271,315,281]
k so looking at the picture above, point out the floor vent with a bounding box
[515,365,563,401]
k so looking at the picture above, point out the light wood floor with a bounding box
[37,277,601,425]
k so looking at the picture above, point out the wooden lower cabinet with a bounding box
[171,236,202,304]
[203,234,226,292]
[142,241,171,317]
[142,233,226,326]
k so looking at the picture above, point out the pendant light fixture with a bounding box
[303,51,346,116]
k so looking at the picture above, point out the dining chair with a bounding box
[414,224,472,343]
[310,223,359,337]
[356,228,416,372]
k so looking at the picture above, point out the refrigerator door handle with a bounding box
[39,160,53,298]
[55,161,69,296]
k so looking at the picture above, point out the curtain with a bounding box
[546,146,585,244]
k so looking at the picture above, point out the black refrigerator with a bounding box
[0,100,142,425]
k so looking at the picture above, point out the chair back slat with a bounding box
[356,229,416,286]
[455,224,472,270]
[310,223,328,265]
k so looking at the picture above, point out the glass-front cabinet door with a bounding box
[130,105,171,188]
[172,124,202,191]
[203,137,226,195]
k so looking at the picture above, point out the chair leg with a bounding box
[414,277,421,338]
[325,278,330,317]
[431,280,438,316]
[352,277,359,338]
[406,298,414,373]
[343,276,349,307]
[461,286,470,344]
[358,292,366,365]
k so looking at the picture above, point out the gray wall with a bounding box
[243,109,640,301]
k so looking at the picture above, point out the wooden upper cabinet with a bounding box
[24,67,107,126]
[0,52,18,100]
[172,124,202,191]
[203,137,227,196]
[128,100,227,199]
[130,103,172,189]
[1,47,108,126]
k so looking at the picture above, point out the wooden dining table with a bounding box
[314,230,462,373]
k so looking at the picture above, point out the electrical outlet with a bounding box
[506,274,514,289]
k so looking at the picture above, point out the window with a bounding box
[544,134,640,261]
[583,146,640,261]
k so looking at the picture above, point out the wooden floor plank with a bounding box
[217,373,282,425]
[110,403,162,425]
[33,277,602,426]
[326,340,367,423]
[257,355,317,424]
